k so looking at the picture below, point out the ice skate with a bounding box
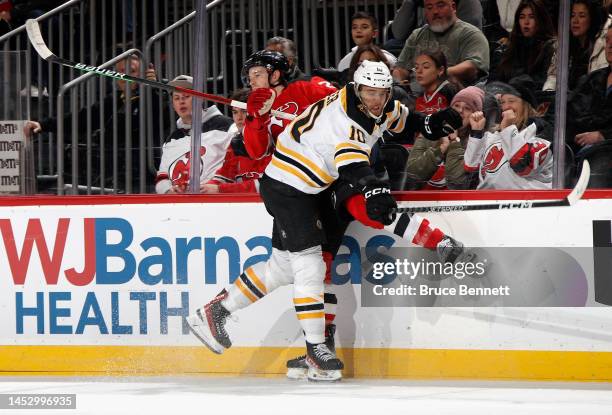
[287,324,336,380]
[305,340,343,382]
[186,289,232,354]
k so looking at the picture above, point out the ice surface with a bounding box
[1,376,611,415]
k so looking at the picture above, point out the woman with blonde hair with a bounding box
[464,76,553,189]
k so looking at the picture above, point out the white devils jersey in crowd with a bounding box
[264,85,409,194]
[464,123,553,190]
[155,111,233,194]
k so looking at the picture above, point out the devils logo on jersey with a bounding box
[270,101,299,136]
[480,144,505,179]
[275,101,299,115]
[170,147,207,186]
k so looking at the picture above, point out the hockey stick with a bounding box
[24,19,295,121]
[395,160,590,214]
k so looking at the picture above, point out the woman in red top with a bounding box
[405,50,461,189]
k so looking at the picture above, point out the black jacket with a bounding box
[567,66,612,146]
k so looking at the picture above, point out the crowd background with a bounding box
[0,0,610,194]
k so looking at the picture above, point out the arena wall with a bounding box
[1,190,612,380]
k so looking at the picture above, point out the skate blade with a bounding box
[307,367,342,382]
[286,367,308,380]
[185,315,225,354]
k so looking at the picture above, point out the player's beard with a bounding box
[429,16,455,33]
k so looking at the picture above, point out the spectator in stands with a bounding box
[266,36,306,82]
[394,0,489,89]
[489,0,556,90]
[155,75,233,194]
[337,11,397,73]
[566,0,610,90]
[388,0,483,54]
[412,50,457,114]
[201,88,272,194]
[566,26,612,187]
[23,55,169,193]
[464,77,553,189]
[406,84,482,190]
[0,0,12,36]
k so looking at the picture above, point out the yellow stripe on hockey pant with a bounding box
[235,278,258,303]
[296,311,325,320]
[2,346,612,380]
[270,158,320,188]
[275,141,334,183]
[335,153,370,164]
[245,267,267,295]
[293,297,321,305]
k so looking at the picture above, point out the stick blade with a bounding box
[566,159,590,205]
[25,19,54,60]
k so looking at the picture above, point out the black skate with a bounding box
[186,289,232,354]
[286,324,336,380]
[305,340,343,382]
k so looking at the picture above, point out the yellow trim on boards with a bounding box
[1,346,612,381]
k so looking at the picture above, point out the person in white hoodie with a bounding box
[155,75,233,194]
[464,77,552,189]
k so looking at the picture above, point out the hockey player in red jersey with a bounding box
[240,50,337,159]
[202,51,337,193]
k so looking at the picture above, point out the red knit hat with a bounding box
[0,0,13,13]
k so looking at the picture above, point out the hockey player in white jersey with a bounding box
[186,61,462,381]
[464,78,553,189]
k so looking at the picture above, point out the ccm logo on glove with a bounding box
[364,187,391,199]
[362,181,397,226]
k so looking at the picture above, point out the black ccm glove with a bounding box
[362,179,397,226]
[421,107,463,140]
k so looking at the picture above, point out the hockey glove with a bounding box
[422,107,463,140]
[247,87,276,118]
[362,180,397,226]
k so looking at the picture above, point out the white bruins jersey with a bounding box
[464,123,553,190]
[265,85,409,194]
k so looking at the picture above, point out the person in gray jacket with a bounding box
[389,0,483,48]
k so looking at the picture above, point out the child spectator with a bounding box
[336,11,397,72]
[201,89,272,193]
[406,81,482,191]
[155,75,232,194]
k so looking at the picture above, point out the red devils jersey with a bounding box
[414,81,455,116]
[244,77,336,159]
[413,81,455,190]
[208,132,272,193]
[269,77,336,139]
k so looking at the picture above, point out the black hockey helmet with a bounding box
[241,50,290,87]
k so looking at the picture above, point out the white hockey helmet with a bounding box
[353,60,393,90]
[353,60,393,120]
